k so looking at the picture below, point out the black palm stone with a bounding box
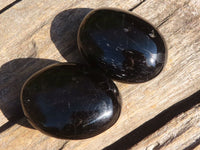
[78,8,167,83]
[21,63,121,139]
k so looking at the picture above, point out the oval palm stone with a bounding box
[78,8,167,83]
[21,63,121,139]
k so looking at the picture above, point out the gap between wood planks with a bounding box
[104,90,200,150]
[184,138,200,150]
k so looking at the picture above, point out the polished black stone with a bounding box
[78,8,167,83]
[20,63,121,139]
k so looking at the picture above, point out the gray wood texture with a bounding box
[0,0,199,149]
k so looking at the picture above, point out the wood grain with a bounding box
[0,0,141,67]
[0,0,200,149]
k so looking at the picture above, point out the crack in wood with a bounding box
[156,1,190,28]
[0,0,22,14]
[128,0,146,11]
[156,9,178,28]
[59,141,69,150]
[155,123,194,149]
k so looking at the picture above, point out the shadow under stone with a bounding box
[50,8,92,63]
[0,58,58,133]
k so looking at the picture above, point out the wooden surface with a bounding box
[132,102,200,150]
[0,0,15,10]
[0,0,200,149]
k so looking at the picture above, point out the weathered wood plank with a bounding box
[0,0,199,149]
[104,90,200,150]
[0,0,16,10]
[0,118,66,150]
[0,0,141,66]
[134,0,191,27]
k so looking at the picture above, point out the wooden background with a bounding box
[0,0,200,149]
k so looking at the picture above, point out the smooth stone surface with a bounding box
[20,63,121,139]
[78,8,167,83]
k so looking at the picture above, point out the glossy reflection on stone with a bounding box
[20,63,121,139]
[78,8,167,83]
